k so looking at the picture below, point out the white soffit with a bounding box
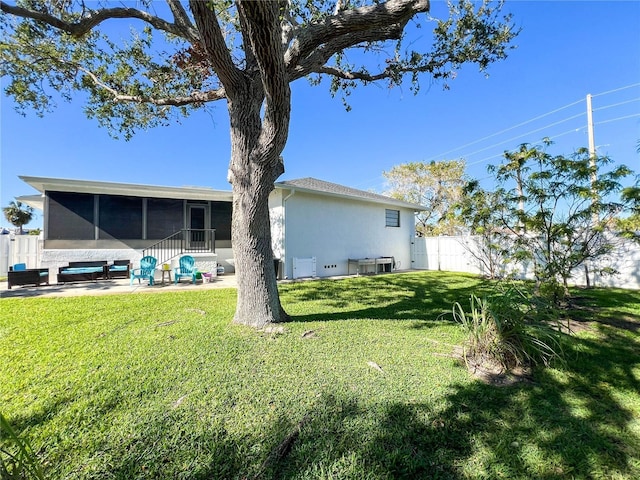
[19,176,233,202]
[16,194,44,211]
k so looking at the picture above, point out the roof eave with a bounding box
[274,182,426,211]
[19,175,233,202]
[16,194,44,211]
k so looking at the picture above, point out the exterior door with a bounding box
[187,204,209,249]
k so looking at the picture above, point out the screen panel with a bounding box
[47,192,95,240]
[98,195,143,239]
[210,201,232,241]
[147,198,183,239]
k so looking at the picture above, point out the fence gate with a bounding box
[410,236,428,270]
[0,234,42,275]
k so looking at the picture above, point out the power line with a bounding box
[593,97,640,112]
[373,110,638,191]
[458,111,586,161]
[372,85,640,191]
[423,97,584,162]
[466,112,639,169]
[592,82,640,98]
[595,113,640,126]
[466,125,588,167]
[425,84,640,166]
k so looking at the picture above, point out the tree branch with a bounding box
[236,5,258,73]
[238,1,288,100]
[290,25,405,81]
[313,65,381,82]
[111,90,225,106]
[0,1,197,40]
[166,0,199,42]
[284,0,429,70]
[237,0,291,163]
[281,3,300,50]
[78,66,226,106]
[189,0,244,95]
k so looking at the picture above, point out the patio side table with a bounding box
[161,269,172,285]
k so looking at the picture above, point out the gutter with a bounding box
[281,189,295,279]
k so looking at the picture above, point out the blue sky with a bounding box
[2,1,639,229]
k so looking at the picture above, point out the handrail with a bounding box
[143,229,215,266]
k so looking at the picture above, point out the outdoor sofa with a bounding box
[57,260,132,283]
[58,261,108,283]
[7,267,50,289]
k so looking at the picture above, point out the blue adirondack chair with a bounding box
[130,256,157,286]
[174,255,198,284]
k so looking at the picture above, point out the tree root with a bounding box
[276,305,291,323]
[252,414,310,479]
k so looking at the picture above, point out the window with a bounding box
[385,209,400,227]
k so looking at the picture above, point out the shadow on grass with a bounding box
[107,423,247,480]
[283,272,490,324]
[6,394,76,440]
[570,287,640,333]
[27,336,638,479]
[8,274,638,479]
[263,327,640,479]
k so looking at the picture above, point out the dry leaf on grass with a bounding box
[367,361,384,373]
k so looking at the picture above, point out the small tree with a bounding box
[618,176,640,243]
[456,180,508,278]
[491,140,633,301]
[2,200,33,234]
[384,159,468,235]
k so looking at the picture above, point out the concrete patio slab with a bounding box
[0,274,237,299]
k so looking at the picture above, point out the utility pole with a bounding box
[586,93,598,288]
[587,94,599,222]
[586,93,596,161]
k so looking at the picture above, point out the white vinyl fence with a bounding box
[0,234,42,275]
[412,235,640,290]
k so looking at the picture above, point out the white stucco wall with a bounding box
[212,248,235,274]
[40,248,235,283]
[271,190,416,279]
[269,189,285,261]
[41,248,139,269]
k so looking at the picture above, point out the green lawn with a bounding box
[1,271,639,479]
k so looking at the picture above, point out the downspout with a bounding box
[282,189,295,279]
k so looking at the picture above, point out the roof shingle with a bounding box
[275,177,425,210]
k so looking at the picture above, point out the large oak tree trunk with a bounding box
[193,0,292,327]
[227,92,289,328]
[230,166,287,327]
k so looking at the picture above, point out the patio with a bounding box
[0,273,238,299]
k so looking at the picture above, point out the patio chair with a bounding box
[174,255,198,284]
[8,264,49,289]
[130,256,157,286]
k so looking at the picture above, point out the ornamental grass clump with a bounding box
[0,412,45,480]
[453,284,564,373]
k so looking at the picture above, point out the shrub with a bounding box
[452,284,564,372]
